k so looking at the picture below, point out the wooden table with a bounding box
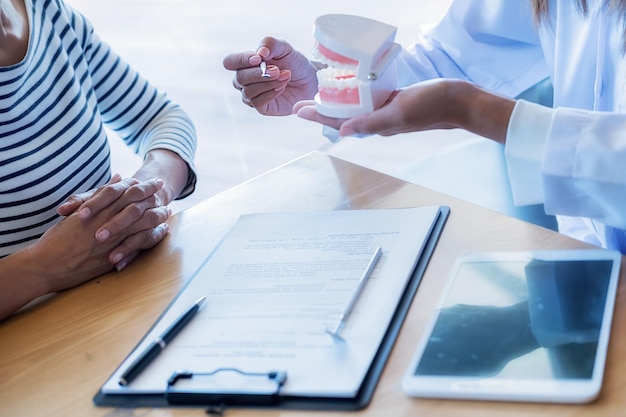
[1,151,623,417]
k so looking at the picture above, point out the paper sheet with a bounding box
[102,207,442,397]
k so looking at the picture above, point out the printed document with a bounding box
[102,207,443,398]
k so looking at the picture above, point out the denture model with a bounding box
[312,14,401,119]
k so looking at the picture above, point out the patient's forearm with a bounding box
[0,248,49,321]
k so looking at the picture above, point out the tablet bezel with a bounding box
[401,249,621,404]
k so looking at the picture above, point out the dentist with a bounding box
[224,0,626,253]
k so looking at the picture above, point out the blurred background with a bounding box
[68,0,465,213]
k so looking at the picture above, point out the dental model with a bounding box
[312,14,401,120]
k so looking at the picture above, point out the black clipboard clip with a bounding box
[165,367,287,411]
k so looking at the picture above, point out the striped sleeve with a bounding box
[67,5,197,197]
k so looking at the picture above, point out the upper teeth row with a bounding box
[311,47,358,71]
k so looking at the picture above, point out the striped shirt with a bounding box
[0,0,197,257]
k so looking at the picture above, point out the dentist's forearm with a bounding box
[447,81,516,144]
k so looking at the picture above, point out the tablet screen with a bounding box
[402,250,621,403]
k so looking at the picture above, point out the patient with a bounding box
[0,0,197,321]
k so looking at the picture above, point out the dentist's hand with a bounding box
[294,79,515,142]
[293,80,456,137]
[223,37,319,116]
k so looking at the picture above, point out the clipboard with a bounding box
[94,206,449,411]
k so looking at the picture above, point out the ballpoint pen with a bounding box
[326,247,383,339]
[118,296,207,386]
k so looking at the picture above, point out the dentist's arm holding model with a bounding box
[223,0,626,255]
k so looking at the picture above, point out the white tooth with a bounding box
[317,67,360,91]
[312,46,359,70]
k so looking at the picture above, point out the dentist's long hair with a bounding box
[531,0,626,49]
[531,0,626,18]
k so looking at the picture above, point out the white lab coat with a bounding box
[397,0,626,252]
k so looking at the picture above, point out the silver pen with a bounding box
[326,247,383,339]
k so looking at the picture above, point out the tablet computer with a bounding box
[402,249,621,403]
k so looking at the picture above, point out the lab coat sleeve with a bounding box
[542,108,626,229]
[396,0,549,98]
[505,100,626,230]
[505,100,554,206]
